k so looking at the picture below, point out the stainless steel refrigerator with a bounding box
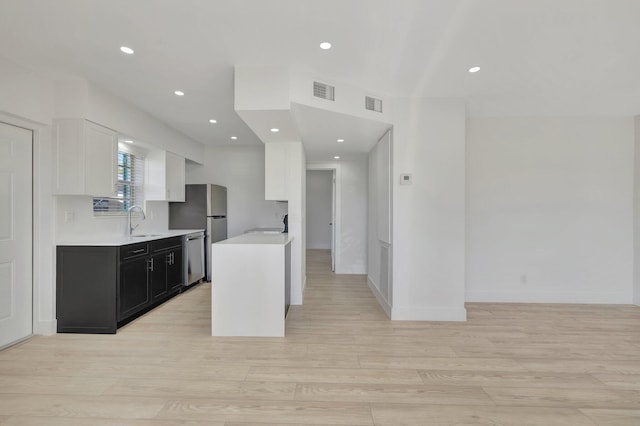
[169,184,227,282]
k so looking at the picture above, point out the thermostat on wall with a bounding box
[400,173,412,185]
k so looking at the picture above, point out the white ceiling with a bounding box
[291,103,391,162]
[1,0,639,157]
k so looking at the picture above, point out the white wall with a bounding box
[55,197,169,241]
[235,66,290,111]
[467,117,634,303]
[52,80,208,242]
[306,170,333,249]
[0,56,53,125]
[391,98,467,321]
[308,160,368,275]
[185,145,288,238]
[54,80,205,162]
[0,57,56,334]
[368,131,392,315]
[632,115,640,306]
[340,159,368,274]
[290,67,393,125]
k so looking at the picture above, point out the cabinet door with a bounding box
[52,119,118,196]
[118,257,150,321]
[57,246,118,333]
[145,151,185,202]
[166,152,185,201]
[85,121,118,197]
[150,252,170,301]
[264,143,288,201]
[167,247,183,293]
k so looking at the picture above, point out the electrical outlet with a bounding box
[64,211,75,222]
[400,173,412,185]
[520,274,527,284]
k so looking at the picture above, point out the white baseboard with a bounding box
[366,276,391,318]
[300,275,307,303]
[391,306,467,322]
[0,334,33,351]
[33,319,56,336]
[466,291,632,304]
[336,265,367,275]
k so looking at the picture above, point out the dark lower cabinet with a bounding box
[118,256,151,321]
[150,240,183,303]
[56,247,118,333]
[168,247,183,293]
[150,253,169,301]
[57,236,185,334]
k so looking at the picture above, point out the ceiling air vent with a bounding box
[313,81,335,101]
[365,96,383,113]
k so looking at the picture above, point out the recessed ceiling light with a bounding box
[120,46,134,55]
[337,139,344,143]
[270,128,280,133]
[231,136,238,140]
[468,66,481,73]
[123,139,133,144]
[320,42,332,50]
[334,156,340,159]
[174,90,184,96]
[209,119,217,124]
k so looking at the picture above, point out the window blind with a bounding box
[93,148,145,215]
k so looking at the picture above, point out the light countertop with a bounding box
[57,229,205,246]
[244,227,283,234]
[216,232,292,245]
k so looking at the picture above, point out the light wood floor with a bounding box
[1,249,639,425]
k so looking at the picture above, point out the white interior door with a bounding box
[0,122,32,349]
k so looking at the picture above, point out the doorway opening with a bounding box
[305,169,335,272]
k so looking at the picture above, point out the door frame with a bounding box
[306,163,341,273]
[0,119,33,348]
[0,112,54,339]
[331,169,336,272]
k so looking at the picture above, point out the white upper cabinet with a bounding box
[145,150,185,202]
[166,151,186,202]
[53,119,118,197]
[265,143,288,201]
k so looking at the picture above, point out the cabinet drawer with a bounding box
[151,236,183,253]
[120,242,149,261]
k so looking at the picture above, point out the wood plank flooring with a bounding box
[0,248,639,425]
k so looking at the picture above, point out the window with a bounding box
[93,148,145,214]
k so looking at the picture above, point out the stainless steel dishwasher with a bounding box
[184,231,205,286]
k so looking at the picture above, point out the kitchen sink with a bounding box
[131,234,164,238]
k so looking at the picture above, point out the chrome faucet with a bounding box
[128,205,146,235]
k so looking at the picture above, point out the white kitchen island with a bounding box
[210,232,291,337]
